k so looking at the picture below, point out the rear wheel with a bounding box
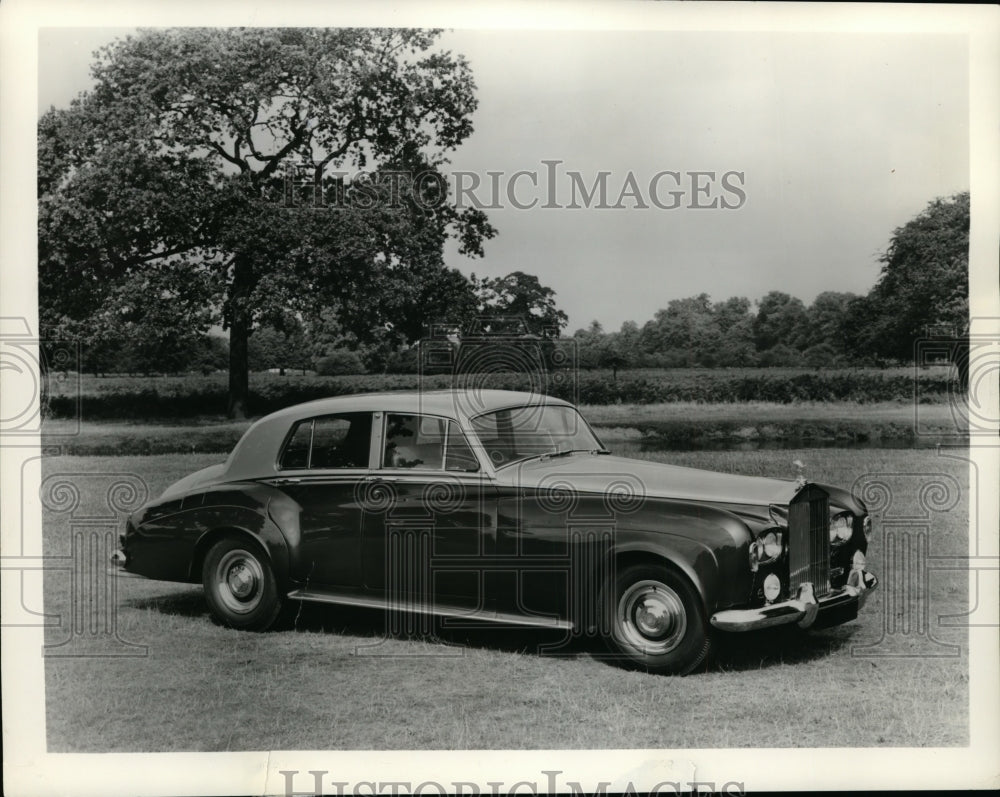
[601,563,712,675]
[202,536,283,630]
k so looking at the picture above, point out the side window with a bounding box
[280,420,312,469]
[279,412,372,470]
[383,414,446,470]
[445,423,479,472]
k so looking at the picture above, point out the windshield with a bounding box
[470,404,604,468]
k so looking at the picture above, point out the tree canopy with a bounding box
[39,27,494,415]
[473,271,569,336]
[846,191,969,362]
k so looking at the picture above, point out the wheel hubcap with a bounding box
[215,550,264,614]
[617,580,687,655]
[227,563,255,598]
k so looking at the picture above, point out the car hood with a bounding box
[495,453,801,507]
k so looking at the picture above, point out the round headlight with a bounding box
[830,513,853,543]
[763,573,781,602]
[760,529,783,560]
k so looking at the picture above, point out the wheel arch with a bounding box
[611,544,713,616]
[189,524,289,588]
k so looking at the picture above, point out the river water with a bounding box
[606,435,964,454]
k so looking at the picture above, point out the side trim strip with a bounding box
[286,589,574,630]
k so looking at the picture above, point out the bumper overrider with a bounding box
[710,568,878,632]
[108,545,147,579]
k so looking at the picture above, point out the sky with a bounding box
[38,27,969,332]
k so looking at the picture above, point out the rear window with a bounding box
[279,412,372,470]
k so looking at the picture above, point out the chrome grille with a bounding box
[788,487,830,597]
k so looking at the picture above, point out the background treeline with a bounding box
[74,290,849,376]
[46,367,952,420]
[67,189,970,379]
[574,290,855,371]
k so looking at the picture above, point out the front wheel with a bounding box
[202,536,284,630]
[601,563,712,675]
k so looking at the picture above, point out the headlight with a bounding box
[829,513,853,544]
[750,528,784,570]
[760,529,783,559]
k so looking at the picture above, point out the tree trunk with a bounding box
[38,342,51,420]
[227,259,252,419]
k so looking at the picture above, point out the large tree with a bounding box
[753,291,811,352]
[804,291,858,352]
[473,271,569,337]
[854,192,969,362]
[639,294,724,366]
[39,28,493,416]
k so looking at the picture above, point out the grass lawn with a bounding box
[42,448,969,751]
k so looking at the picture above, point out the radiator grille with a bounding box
[788,487,830,597]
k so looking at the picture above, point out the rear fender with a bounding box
[186,506,291,588]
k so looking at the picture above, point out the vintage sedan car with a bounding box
[114,389,877,674]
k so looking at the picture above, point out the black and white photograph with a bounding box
[2,1,998,795]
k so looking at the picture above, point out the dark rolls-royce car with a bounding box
[114,389,877,674]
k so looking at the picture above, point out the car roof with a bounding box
[222,389,573,480]
[259,388,570,421]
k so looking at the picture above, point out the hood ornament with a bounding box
[792,459,807,488]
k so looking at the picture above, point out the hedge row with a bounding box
[43,369,955,420]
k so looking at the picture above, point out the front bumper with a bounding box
[710,569,878,632]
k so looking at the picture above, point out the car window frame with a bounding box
[275,411,375,473]
[374,411,484,475]
[467,403,606,470]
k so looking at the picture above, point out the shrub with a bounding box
[315,350,367,376]
[803,343,845,369]
[758,344,800,367]
[385,348,420,374]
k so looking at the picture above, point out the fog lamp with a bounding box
[829,513,853,544]
[852,549,866,570]
[763,574,781,602]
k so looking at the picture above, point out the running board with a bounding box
[286,589,574,630]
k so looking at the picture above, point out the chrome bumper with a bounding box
[108,548,147,579]
[710,570,878,632]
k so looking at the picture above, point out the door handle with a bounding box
[273,477,302,485]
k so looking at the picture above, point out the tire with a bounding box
[601,562,712,675]
[202,535,284,631]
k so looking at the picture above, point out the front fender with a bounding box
[615,498,756,613]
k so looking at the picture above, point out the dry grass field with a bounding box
[41,448,969,751]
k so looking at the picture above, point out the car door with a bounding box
[361,412,499,613]
[272,411,372,588]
